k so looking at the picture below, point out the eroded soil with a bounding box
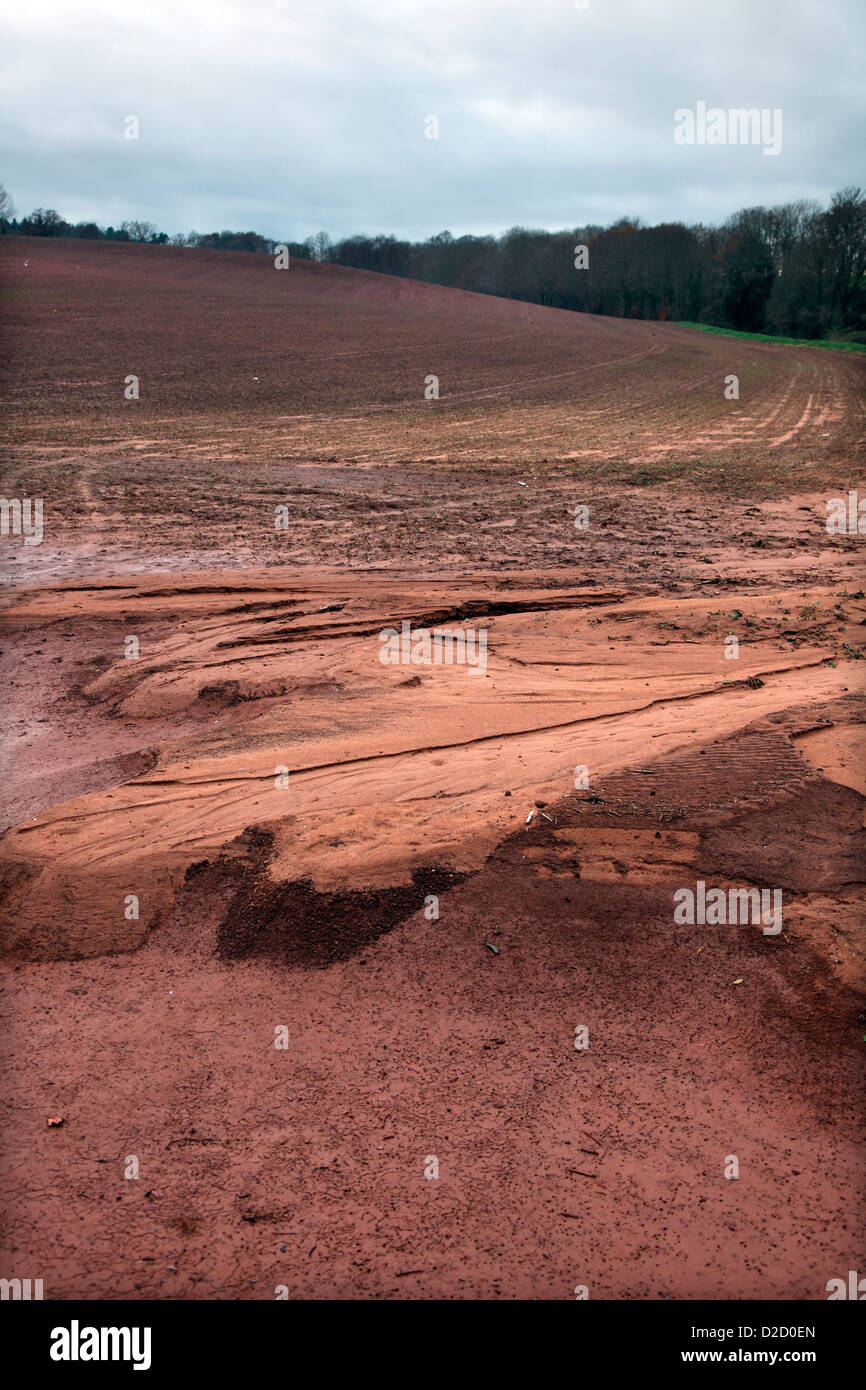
[0,238,864,1298]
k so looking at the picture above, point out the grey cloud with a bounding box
[1,0,863,240]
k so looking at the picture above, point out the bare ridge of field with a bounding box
[2,235,865,471]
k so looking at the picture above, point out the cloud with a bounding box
[1,0,863,239]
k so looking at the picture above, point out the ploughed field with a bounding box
[0,236,864,1299]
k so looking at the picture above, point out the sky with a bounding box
[1,0,863,242]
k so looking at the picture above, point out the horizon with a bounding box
[3,183,858,249]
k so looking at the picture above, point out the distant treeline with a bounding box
[2,185,864,341]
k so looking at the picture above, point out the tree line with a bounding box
[2,182,863,341]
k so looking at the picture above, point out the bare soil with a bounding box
[0,237,864,1299]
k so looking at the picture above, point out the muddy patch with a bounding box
[217,858,470,967]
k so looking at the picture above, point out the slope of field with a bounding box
[2,234,865,476]
[0,237,864,1300]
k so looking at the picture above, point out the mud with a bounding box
[0,237,864,1299]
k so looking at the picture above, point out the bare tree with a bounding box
[121,219,159,242]
[304,231,332,262]
[0,183,15,221]
[824,187,866,327]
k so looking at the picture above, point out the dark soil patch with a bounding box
[217,860,471,967]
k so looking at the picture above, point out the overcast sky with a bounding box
[1,0,863,241]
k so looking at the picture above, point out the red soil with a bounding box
[0,238,864,1299]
